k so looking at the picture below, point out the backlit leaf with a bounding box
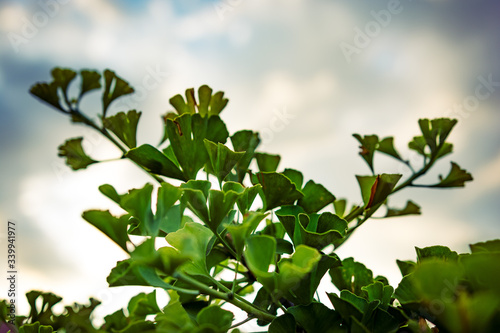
[230,130,260,183]
[103,110,141,148]
[433,161,473,187]
[251,172,303,211]
[58,137,97,170]
[298,180,336,214]
[125,144,186,181]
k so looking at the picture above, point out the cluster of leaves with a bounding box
[4,67,496,332]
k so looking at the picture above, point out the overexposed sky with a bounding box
[1,0,499,329]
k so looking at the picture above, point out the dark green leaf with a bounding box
[385,200,421,217]
[99,184,122,204]
[102,69,134,116]
[330,257,374,296]
[469,239,500,253]
[298,180,336,213]
[353,134,379,173]
[80,70,101,97]
[415,245,458,262]
[356,174,402,218]
[51,67,76,100]
[377,137,402,160]
[287,302,343,333]
[433,161,473,187]
[396,260,416,277]
[222,182,261,214]
[204,139,244,186]
[408,136,427,156]
[82,210,129,252]
[125,144,186,181]
[207,189,241,231]
[58,137,98,170]
[269,313,296,333]
[282,168,304,189]
[361,281,394,310]
[226,212,267,258]
[103,110,141,148]
[230,130,260,183]
[251,172,303,211]
[255,152,281,172]
[30,81,63,110]
[127,291,161,320]
[196,305,234,332]
[418,118,457,157]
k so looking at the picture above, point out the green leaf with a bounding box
[156,291,196,332]
[327,292,363,322]
[102,69,134,116]
[226,212,267,258]
[251,172,303,211]
[298,180,336,213]
[222,182,261,214]
[156,183,184,233]
[418,118,457,157]
[196,305,234,332]
[284,253,341,305]
[82,210,129,252]
[385,200,421,217]
[255,152,281,172]
[377,137,402,160]
[204,139,244,186]
[282,168,304,189]
[181,180,211,225]
[415,245,458,262]
[80,70,102,97]
[287,302,343,333]
[408,136,427,156]
[334,199,347,218]
[166,114,228,180]
[361,281,394,310]
[58,137,98,170]
[166,222,214,276]
[276,209,347,250]
[276,244,322,293]
[329,257,374,296]
[103,110,141,148]
[433,161,473,187]
[120,184,155,236]
[244,237,321,298]
[127,290,161,320]
[269,314,296,333]
[99,184,122,204]
[396,260,416,277]
[207,189,241,231]
[469,239,500,253]
[356,174,402,218]
[125,144,186,181]
[104,309,128,330]
[169,85,228,116]
[209,90,229,116]
[230,130,260,183]
[30,81,63,110]
[51,67,77,97]
[353,134,379,173]
[460,252,500,294]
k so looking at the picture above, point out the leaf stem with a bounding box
[173,272,276,322]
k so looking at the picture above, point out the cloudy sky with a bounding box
[1,0,499,328]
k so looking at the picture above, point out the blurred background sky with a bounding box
[1,0,499,329]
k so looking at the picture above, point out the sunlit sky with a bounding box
[1,0,499,329]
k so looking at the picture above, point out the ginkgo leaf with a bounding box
[103,110,141,149]
[58,137,98,170]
